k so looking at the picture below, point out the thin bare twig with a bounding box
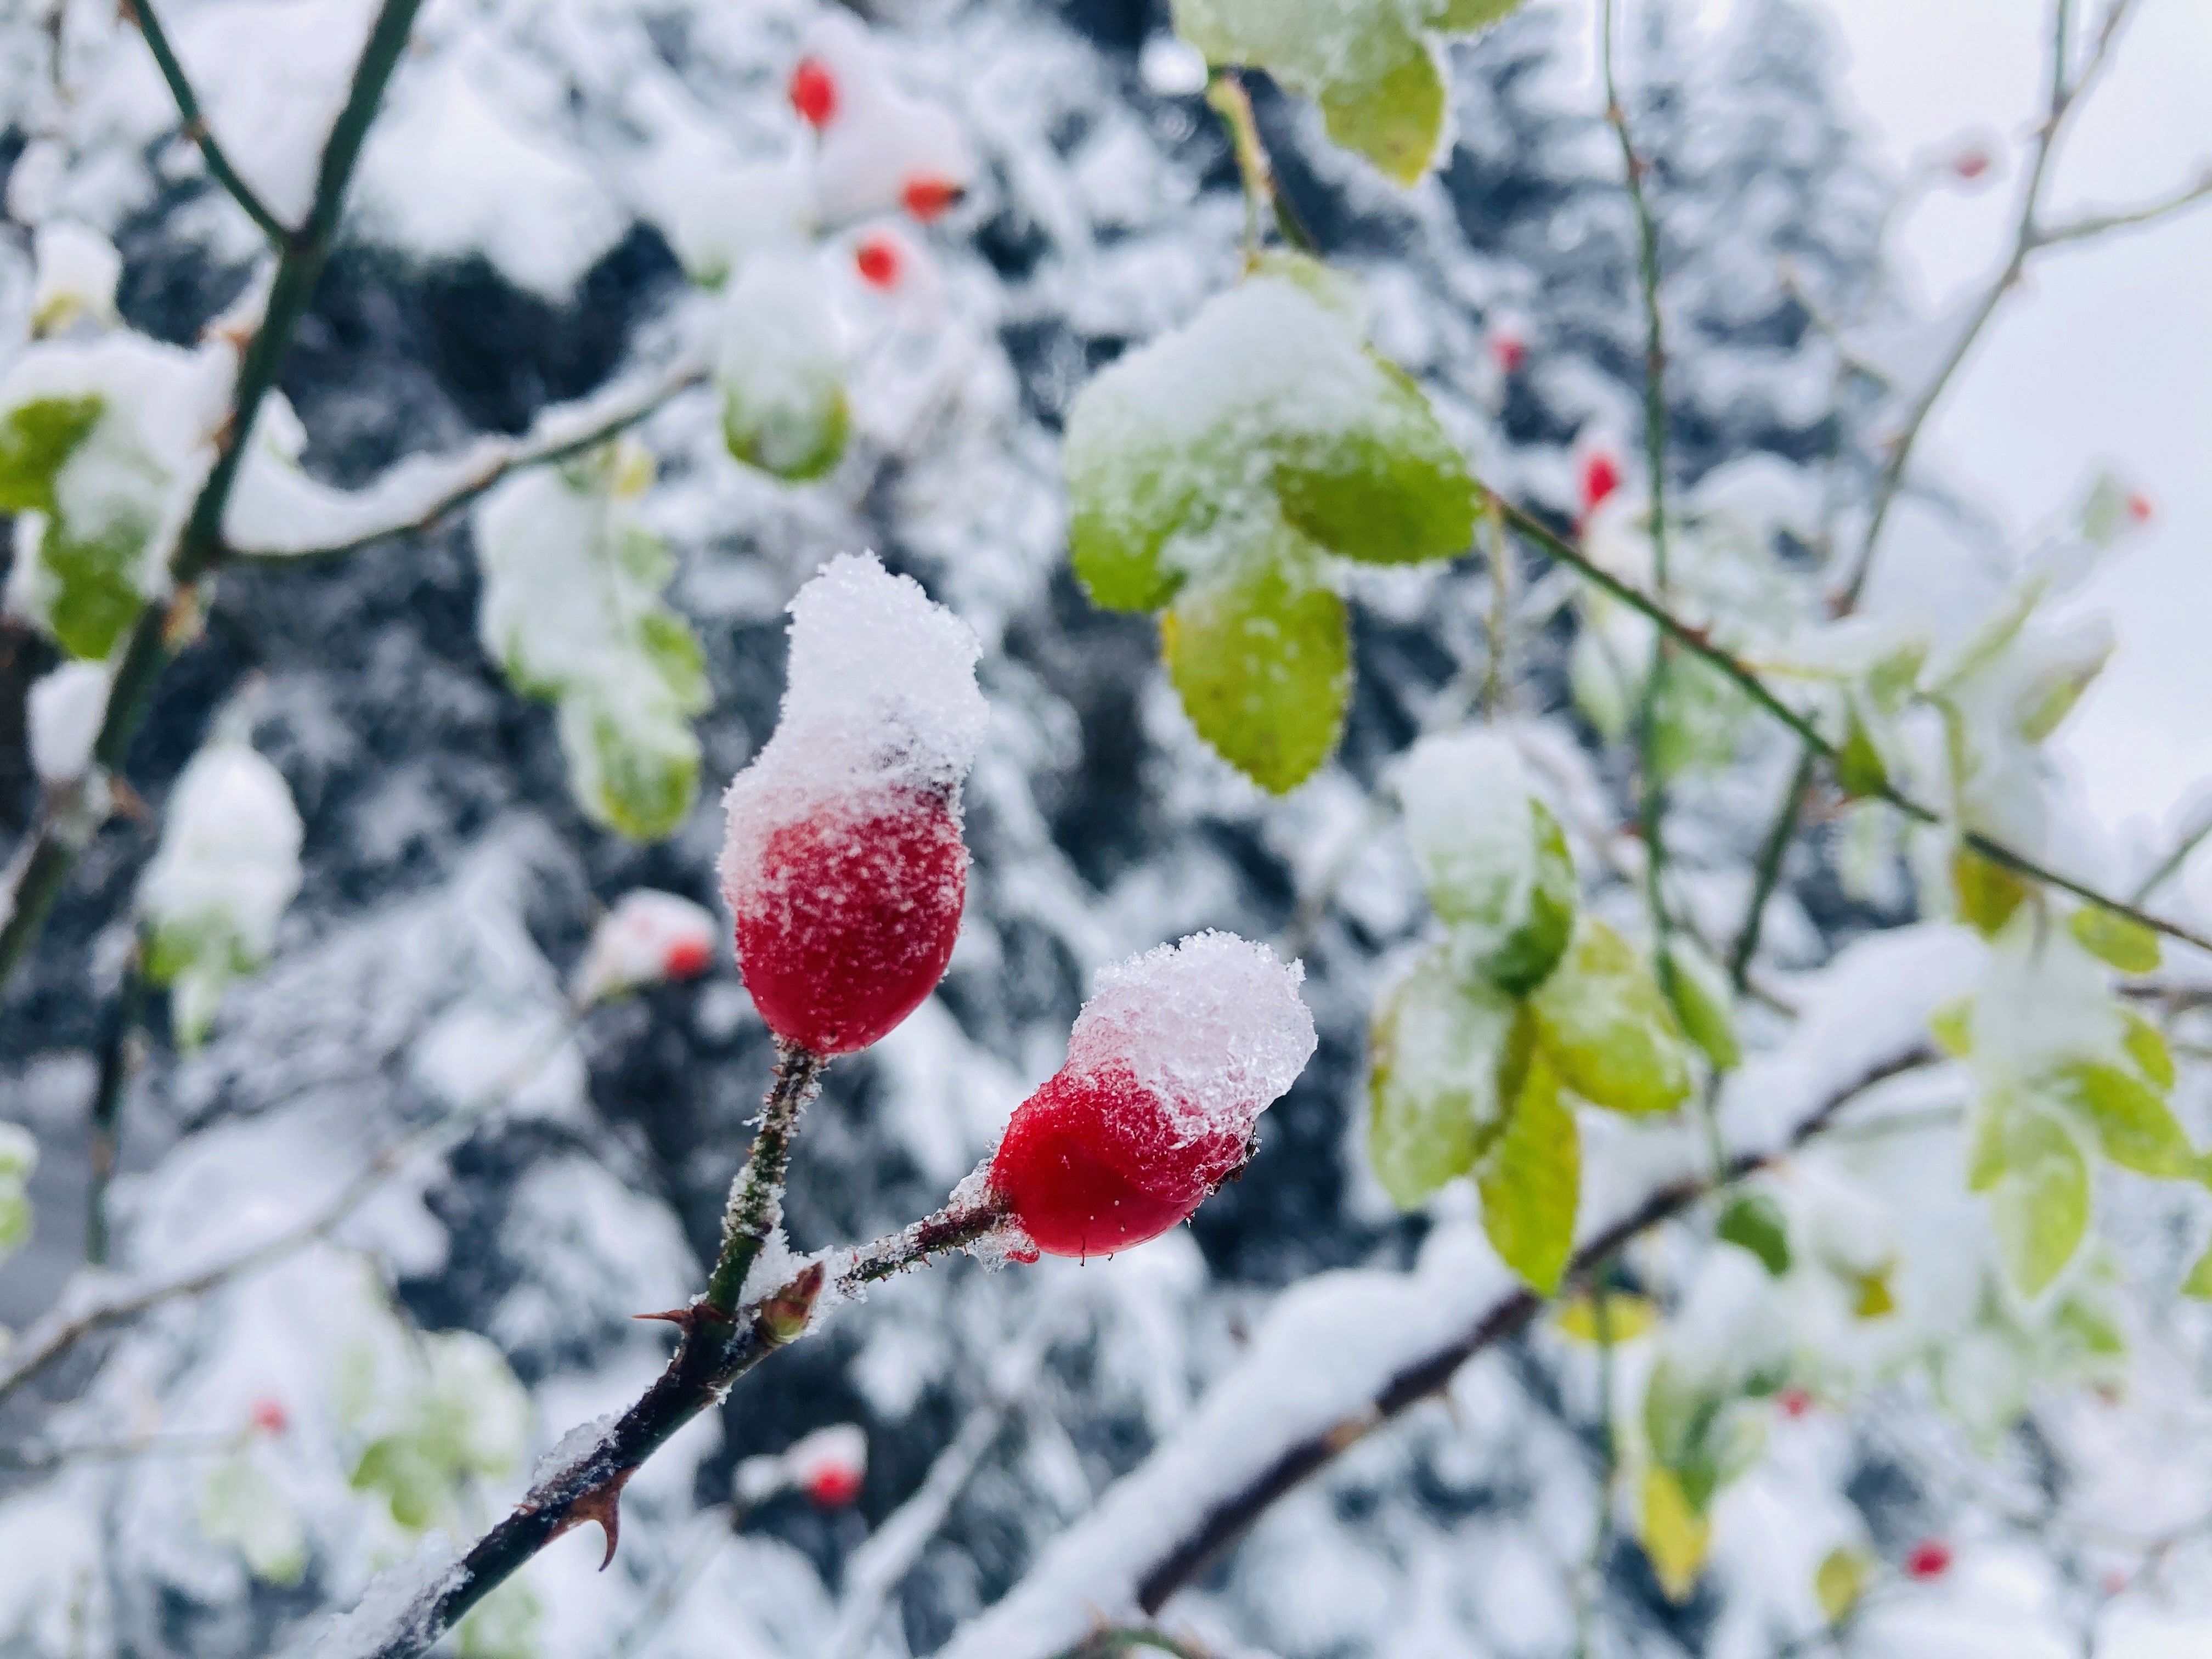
[126,0,290,244]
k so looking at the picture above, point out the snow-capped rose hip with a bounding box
[787,1423,867,1508]
[854,233,901,289]
[901,176,962,223]
[572,890,719,1006]
[720,554,986,1056]
[789,57,838,128]
[1905,1539,1952,1581]
[989,933,1316,1259]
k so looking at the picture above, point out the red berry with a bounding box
[1951,146,1992,181]
[854,235,901,289]
[990,1059,1248,1259]
[1581,450,1622,518]
[805,1464,864,1506]
[663,936,712,980]
[1905,1539,1952,1581]
[902,176,962,222]
[249,1397,289,1435]
[2127,492,2154,523]
[732,791,966,1055]
[789,58,838,128]
[1492,330,1527,375]
[1778,1387,1811,1419]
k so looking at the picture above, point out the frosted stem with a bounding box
[705,1042,827,1314]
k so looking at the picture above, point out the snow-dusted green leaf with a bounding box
[2068,906,2160,975]
[1650,652,1748,782]
[1929,994,1974,1059]
[1366,947,1518,1207]
[1987,1108,2091,1299]
[715,253,848,482]
[1065,261,1475,617]
[475,440,710,840]
[0,393,102,509]
[1834,697,1889,799]
[2123,1009,2174,1091]
[1528,918,1694,1116]
[1662,935,1740,1071]
[1716,1191,1790,1277]
[2049,1059,2193,1180]
[351,1330,530,1534]
[2016,625,2113,743]
[138,740,303,1049]
[1398,730,1577,994]
[1476,1047,1578,1293]
[1315,32,1447,188]
[199,1458,307,1585]
[1952,847,2030,938]
[1163,549,1350,793]
[458,1577,544,1659]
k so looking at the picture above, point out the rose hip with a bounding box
[789,58,837,128]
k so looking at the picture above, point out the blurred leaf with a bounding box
[1852,1269,1895,1320]
[1476,1048,1579,1294]
[2049,1059,2193,1179]
[2123,1009,2175,1091]
[1316,33,1446,187]
[1366,949,1517,1208]
[1641,1465,1712,1602]
[0,393,101,511]
[1815,1545,1873,1626]
[2068,907,2161,975]
[1555,1290,1657,1343]
[1716,1192,1791,1277]
[1929,995,1974,1058]
[1953,848,2030,938]
[1662,935,1740,1071]
[1528,918,1694,1116]
[1987,1108,2091,1299]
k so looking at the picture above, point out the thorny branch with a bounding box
[125,0,290,245]
[0,0,431,1000]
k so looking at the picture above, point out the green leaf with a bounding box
[1851,1269,1895,1319]
[1276,358,1479,567]
[723,380,848,482]
[1716,1192,1791,1277]
[1554,1290,1656,1343]
[2017,633,2112,743]
[1987,1107,2091,1299]
[1953,847,2031,938]
[457,1577,544,1659]
[1316,32,1447,188]
[1528,918,1693,1116]
[1929,995,1974,1059]
[1163,552,1350,793]
[1484,800,1578,995]
[0,394,102,511]
[2123,1009,2175,1091]
[1431,0,1522,25]
[1649,653,1747,783]
[38,514,159,661]
[1366,949,1517,1207]
[1661,936,1740,1071]
[1640,1465,1712,1602]
[2049,1059,2194,1179]
[1476,1048,1579,1293]
[1815,1546,1873,1626]
[560,689,703,842]
[2182,1240,2212,1300]
[2068,906,2161,975]
[199,1458,307,1585]
[1835,698,1889,799]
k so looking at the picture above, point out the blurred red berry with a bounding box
[1581,450,1623,519]
[732,792,966,1055]
[789,58,838,127]
[990,1059,1249,1259]
[805,1464,864,1506]
[2127,492,2154,523]
[1951,146,1993,181]
[1778,1387,1811,1419]
[902,176,962,222]
[662,936,712,980]
[854,235,901,289]
[1492,329,1527,376]
[1905,1539,1953,1581]
[249,1397,289,1435]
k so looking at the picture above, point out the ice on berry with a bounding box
[1065,930,1317,1144]
[571,889,720,1006]
[801,12,974,226]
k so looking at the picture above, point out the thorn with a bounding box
[633,1305,701,1331]
[550,1468,635,1570]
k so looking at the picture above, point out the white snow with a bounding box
[1395,727,1539,949]
[1064,931,1317,1144]
[571,890,720,1006]
[304,1533,462,1659]
[30,221,120,335]
[802,12,976,227]
[26,660,111,783]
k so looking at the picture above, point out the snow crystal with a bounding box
[529,1413,616,1489]
[803,12,975,225]
[26,660,110,783]
[306,1534,461,1659]
[1065,931,1317,1142]
[570,889,719,1005]
[719,551,985,904]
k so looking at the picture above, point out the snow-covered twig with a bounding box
[0,0,430,1002]
[2033,167,2212,249]
[126,0,289,244]
[225,350,710,560]
[1491,490,2212,957]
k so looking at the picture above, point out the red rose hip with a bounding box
[721,554,986,1057]
[789,58,838,128]
[988,932,1317,1259]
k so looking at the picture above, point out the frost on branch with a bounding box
[719,552,986,1054]
[0,335,230,660]
[988,932,1316,1258]
[1064,255,1475,791]
[136,735,304,1049]
[473,438,710,842]
[571,890,719,1006]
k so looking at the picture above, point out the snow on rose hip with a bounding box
[719,554,986,1056]
[988,932,1317,1259]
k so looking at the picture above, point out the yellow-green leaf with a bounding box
[1953,847,2032,938]
[1316,32,1447,187]
[1929,995,1974,1059]
[1640,1465,1712,1603]
[1835,699,1888,799]
[2050,1059,2194,1180]
[0,394,103,511]
[1716,1192,1791,1277]
[1476,1048,1579,1293]
[1163,553,1350,793]
[1851,1269,1895,1320]
[1815,1545,1872,1626]
[1431,0,1521,24]
[1528,918,1694,1116]
[2182,1240,2212,1300]
[1662,935,1740,1071]
[1987,1108,2091,1299]
[2068,906,2162,974]
[2123,1009,2175,1091]
[1367,949,1518,1208]
[1554,1290,1657,1344]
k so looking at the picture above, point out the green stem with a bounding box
[1573,1266,1621,1659]
[1488,490,2212,957]
[1204,69,1316,257]
[704,1043,827,1314]
[128,0,290,244]
[0,0,427,1005]
[85,944,147,1266]
[1730,747,1816,993]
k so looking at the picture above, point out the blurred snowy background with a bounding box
[2,1,2209,1656]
